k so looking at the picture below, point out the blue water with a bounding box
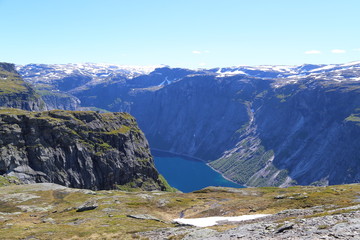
[153,151,243,193]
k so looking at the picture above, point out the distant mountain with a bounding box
[17,63,164,90]
[17,61,360,187]
[17,61,360,90]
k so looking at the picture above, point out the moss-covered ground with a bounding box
[0,70,29,95]
[1,183,360,239]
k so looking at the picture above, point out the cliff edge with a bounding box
[0,109,169,191]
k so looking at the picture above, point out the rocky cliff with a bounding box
[0,63,45,111]
[210,79,360,187]
[85,67,360,187]
[18,62,360,187]
[0,109,169,190]
[38,90,80,110]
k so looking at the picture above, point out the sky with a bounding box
[1,0,360,68]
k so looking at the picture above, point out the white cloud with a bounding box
[305,50,321,54]
[331,49,346,54]
[199,62,206,66]
[192,50,210,54]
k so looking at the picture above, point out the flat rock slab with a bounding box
[127,214,161,222]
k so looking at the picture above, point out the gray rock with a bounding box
[76,200,98,212]
[0,110,168,191]
[42,218,56,224]
[127,214,161,222]
[137,209,360,239]
[275,223,294,233]
[182,228,217,240]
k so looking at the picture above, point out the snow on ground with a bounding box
[341,61,360,67]
[173,214,271,227]
[217,70,247,77]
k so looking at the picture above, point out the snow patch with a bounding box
[174,214,270,227]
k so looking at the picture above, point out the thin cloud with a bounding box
[305,50,321,54]
[354,48,360,51]
[199,62,206,66]
[192,50,210,54]
[331,49,346,54]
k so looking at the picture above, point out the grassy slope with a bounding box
[0,70,28,95]
[0,182,360,239]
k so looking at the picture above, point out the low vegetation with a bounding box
[0,70,29,95]
[1,182,360,239]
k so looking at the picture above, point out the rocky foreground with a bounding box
[141,206,360,239]
[1,179,360,239]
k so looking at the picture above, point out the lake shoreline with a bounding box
[151,148,206,162]
[206,162,244,187]
[151,148,244,190]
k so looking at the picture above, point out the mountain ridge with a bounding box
[15,61,360,188]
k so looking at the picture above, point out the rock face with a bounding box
[40,91,80,110]
[88,72,360,187]
[0,63,45,111]
[209,80,360,187]
[0,109,168,190]
[18,62,360,187]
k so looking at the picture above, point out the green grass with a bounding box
[0,176,21,187]
[0,70,28,95]
[106,125,131,135]
[1,183,360,239]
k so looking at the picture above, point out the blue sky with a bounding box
[1,0,360,68]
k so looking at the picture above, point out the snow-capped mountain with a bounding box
[16,61,360,92]
[10,60,360,188]
[17,63,165,85]
[211,61,360,81]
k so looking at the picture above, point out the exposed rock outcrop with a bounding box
[210,79,360,187]
[40,91,80,110]
[0,109,168,190]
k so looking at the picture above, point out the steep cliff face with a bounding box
[0,109,168,190]
[210,80,360,186]
[39,90,80,110]
[18,63,360,187]
[128,75,270,160]
[0,63,45,111]
[73,73,360,187]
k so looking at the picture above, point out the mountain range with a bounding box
[13,61,360,187]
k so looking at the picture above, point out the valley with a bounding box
[0,61,360,239]
[16,61,360,188]
[2,1,359,238]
